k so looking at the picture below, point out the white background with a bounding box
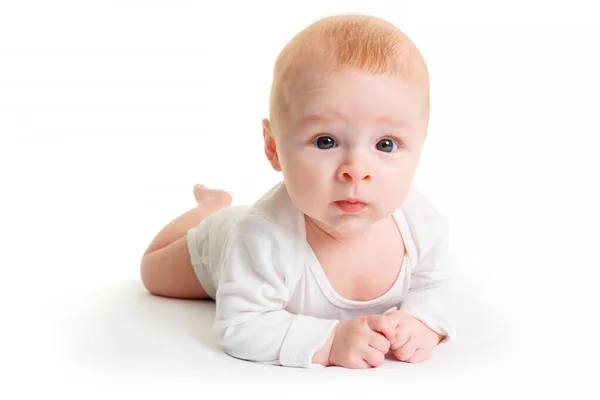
[2,0,599,398]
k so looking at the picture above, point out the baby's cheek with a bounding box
[284,160,324,201]
[382,175,412,208]
[291,156,324,180]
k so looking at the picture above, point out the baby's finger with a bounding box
[406,347,432,364]
[367,315,396,343]
[348,358,372,369]
[393,337,418,362]
[390,326,410,351]
[363,346,386,368]
[369,332,391,354]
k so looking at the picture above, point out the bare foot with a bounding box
[193,184,232,209]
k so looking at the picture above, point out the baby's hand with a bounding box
[329,315,396,369]
[384,311,443,363]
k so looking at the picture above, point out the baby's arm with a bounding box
[214,216,336,368]
[398,216,457,341]
[214,216,394,368]
[381,216,458,363]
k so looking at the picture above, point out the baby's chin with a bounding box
[307,209,384,239]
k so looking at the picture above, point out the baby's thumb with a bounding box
[367,315,396,343]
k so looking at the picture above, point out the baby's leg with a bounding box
[140,184,232,299]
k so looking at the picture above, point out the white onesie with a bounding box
[186,180,457,368]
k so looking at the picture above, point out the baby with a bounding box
[140,13,458,369]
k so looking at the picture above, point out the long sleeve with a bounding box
[399,215,459,341]
[213,216,339,368]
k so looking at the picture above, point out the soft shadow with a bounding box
[61,280,222,372]
[58,276,518,378]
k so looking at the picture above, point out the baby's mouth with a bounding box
[335,200,367,213]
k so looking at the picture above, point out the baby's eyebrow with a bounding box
[295,111,414,132]
[375,116,412,129]
[296,111,345,128]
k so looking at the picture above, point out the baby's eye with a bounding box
[313,136,336,149]
[375,138,399,153]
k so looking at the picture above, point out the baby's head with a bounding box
[262,14,430,238]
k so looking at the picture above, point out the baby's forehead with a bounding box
[290,67,426,109]
[269,14,430,131]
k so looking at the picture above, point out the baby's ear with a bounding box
[262,119,281,171]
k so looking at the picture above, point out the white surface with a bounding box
[2,1,600,399]
[56,274,513,384]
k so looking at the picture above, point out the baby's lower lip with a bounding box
[335,201,366,213]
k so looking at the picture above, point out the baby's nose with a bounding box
[337,163,372,182]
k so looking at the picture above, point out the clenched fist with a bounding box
[329,314,396,369]
[385,311,444,363]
